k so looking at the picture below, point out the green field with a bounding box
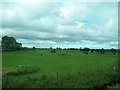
[2,49,118,88]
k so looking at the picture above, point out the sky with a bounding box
[0,0,119,49]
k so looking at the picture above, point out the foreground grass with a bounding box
[3,68,119,88]
[0,52,2,89]
[2,49,119,88]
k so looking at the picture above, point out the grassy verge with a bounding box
[2,68,119,88]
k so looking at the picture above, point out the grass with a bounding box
[2,49,119,88]
[0,52,2,89]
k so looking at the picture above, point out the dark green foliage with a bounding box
[51,49,56,53]
[111,48,116,54]
[1,36,22,50]
[83,48,90,54]
[33,46,36,52]
[100,48,105,54]
[91,49,95,53]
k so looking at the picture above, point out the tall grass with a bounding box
[2,69,119,88]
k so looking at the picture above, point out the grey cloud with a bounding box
[1,1,118,49]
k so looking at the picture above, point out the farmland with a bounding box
[2,49,119,88]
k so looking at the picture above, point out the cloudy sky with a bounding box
[1,0,119,49]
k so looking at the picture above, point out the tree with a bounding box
[111,48,116,54]
[91,49,94,53]
[83,48,90,54]
[51,49,56,53]
[33,47,36,52]
[14,43,22,50]
[1,36,22,50]
[100,48,105,54]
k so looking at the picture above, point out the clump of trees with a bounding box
[100,48,105,54]
[50,47,56,53]
[51,49,56,53]
[1,36,22,51]
[79,47,107,54]
[111,48,116,54]
[91,49,95,53]
[83,48,90,54]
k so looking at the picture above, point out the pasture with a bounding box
[2,49,118,88]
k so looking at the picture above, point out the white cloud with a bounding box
[1,1,118,49]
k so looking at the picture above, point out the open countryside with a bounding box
[1,1,119,89]
[2,36,119,88]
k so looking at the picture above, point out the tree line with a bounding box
[1,36,118,54]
